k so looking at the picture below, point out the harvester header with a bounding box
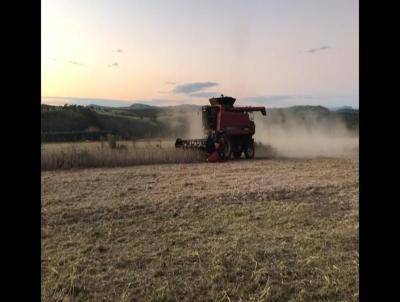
[175,95,267,162]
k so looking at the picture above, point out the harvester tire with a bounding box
[205,135,215,154]
[219,134,232,159]
[233,151,242,159]
[244,142,255,159]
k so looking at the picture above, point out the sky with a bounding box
[41,0,359,108]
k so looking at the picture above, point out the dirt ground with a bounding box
[41,158,359,301]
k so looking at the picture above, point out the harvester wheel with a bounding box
[233,151,242,159]
[205,135,215,154]
[244,142,255,159]
[219,134,232,159]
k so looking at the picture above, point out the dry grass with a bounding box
[42,157,358,301]
[41,140,280,170]
[41,140,206,170]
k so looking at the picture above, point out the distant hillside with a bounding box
[125,103,158,110]
[327,105,357,113]
[41,104,358,142]
[288,105,330,113]
[41,104,193,141]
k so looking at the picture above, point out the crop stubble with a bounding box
[41,158,358,301]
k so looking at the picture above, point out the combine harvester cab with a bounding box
[175,95,266,162]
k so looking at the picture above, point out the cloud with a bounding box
[189,92,219,98]
[116,49,123,53]
[172,81,218,94]
[164,81,176,85]
[108,62,119,67]
[305,45,330,53]
[68,61,84,66]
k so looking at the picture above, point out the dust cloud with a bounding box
[253,111,359,158]
[183,109,204,139]
[161,106,359,159]
[159,108,204,140]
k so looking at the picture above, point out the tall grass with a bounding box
[41,142,205,170]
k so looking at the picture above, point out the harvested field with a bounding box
[41,158,358,301]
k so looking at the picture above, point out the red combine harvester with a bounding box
[175,95,266,162]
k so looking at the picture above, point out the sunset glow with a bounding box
[42,0,359,108]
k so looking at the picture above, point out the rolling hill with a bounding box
[41,104,358,142]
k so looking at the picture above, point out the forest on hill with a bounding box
[41,104,358,142]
